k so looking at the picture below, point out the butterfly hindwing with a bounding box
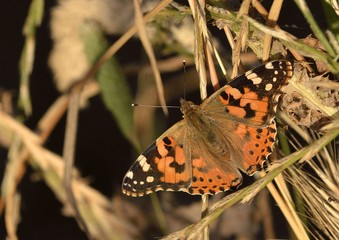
[186,153,242,195]
[231,120,277,174]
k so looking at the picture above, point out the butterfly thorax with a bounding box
[180,99,206,130]
[180,98,228,157]
[180,98,198,115]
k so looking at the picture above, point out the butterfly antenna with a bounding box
[133,60,187,110]
[132,103,179,109]
[183,60,186,100]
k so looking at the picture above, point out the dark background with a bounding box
[0,0,330,239]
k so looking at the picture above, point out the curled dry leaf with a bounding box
[282,62,338,131]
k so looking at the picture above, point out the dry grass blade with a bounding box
[0,111,136,239]
[266,175,309,240]
[0,81,97,226]
[62,89,91,238]
[133,0,168,115]
[206,43,220,90]
[322,119,339,131]
[237,0,251,50]
[3,137,23,240]
[222,25,235,51]
[262,0,283,61]
[231,0,251,77]
[209,2,311,71]
[245,16,339,73]
[200,194,209,240]
[0,93,73,225]
[279,91,338,238]
[284,155,339,239]
[188,0,208,100]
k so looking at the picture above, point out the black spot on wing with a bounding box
[243,103,256,118]
[163,137,174,152]
[163,136,172,145]
[220,91,228,101]
[169,161,186,173]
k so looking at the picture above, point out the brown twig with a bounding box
[62,86,92,238]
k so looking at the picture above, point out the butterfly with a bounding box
[122,60,293,196]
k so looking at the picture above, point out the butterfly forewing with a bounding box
[204,60,293,126]
[122,121,193,197]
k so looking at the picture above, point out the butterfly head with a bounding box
[179,98,198,117]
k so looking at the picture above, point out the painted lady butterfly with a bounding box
[122,60,293,197]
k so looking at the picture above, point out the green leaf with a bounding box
[19,0,44,116]
[321,0,339,39]
[80,22,140,150]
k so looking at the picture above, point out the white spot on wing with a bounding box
[137,155,146,163]
[247,72,257,79]
[145,189,154,195]
[274,94,281,102]
[265,62,274,69]
[126,171,134,179]
[146,176,154,183]
[252,77,263,84]
[247,72,262,84]
[138,155,151,172]
[142,163,150,172]
[265,83,273,91]
[136,192,144,197]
